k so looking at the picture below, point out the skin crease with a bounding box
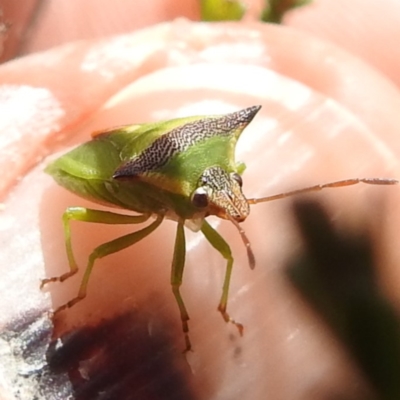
[1,8,400,400]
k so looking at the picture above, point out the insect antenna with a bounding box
[227,214,256,270]
[247,178,398,205]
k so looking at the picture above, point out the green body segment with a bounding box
[46,106,260,221]
[44,106,261,352]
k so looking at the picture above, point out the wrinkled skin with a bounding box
[1,3,400,400]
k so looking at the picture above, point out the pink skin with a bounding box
[4,0,400,89]
[0,0,200,60]
[1,16,400,400]
[285,0,400,88]
[3,0,400,89]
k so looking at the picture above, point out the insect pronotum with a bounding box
[42,105,397,352]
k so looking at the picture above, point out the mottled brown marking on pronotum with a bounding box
[113,106,261,179]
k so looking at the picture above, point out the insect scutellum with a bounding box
[43,105,398,352]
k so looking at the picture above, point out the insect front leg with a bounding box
[170,221,192,352]
[201,220,244,336]
[41,207,151,288]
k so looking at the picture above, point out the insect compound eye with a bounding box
[231,173,243,187]
[191,187,209,209]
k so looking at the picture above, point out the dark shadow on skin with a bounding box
[0,307,197,400]
[287,199,400,400]
[47,310,196,400]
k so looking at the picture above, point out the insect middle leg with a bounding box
[201,220,244,336]
[41,207,151,287]
[170,221,192,352]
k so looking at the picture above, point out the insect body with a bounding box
[43,106,397,352]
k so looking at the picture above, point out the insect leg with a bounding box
[53,214,163,314]
[41,207,151,287]
[201,220,244,336]
[248,178,398,204]
[170,222,192,352]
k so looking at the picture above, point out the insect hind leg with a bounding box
[41,207,151,288]
[170,222,192,352]
[45,210,162,315]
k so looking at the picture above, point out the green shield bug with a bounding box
[42,105,398,352]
